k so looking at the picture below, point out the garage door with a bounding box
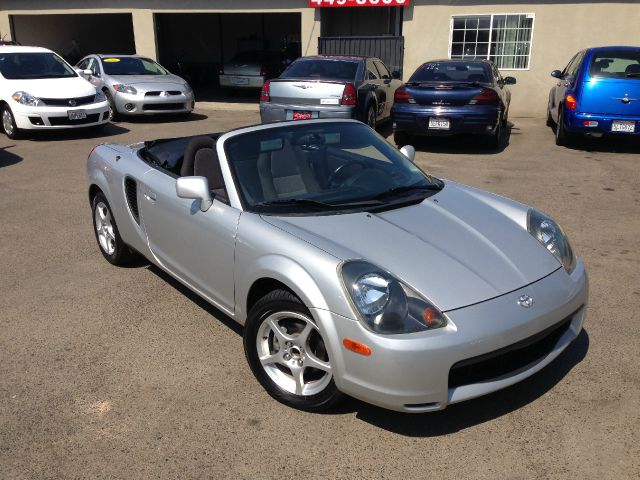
[10,14,135,65]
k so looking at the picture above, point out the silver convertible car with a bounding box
[75,54,194,120]
[87,120,588,413]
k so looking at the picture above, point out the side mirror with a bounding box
[503,76,516,85]
[399,145,415,162]
[176,176,212,212]
[392,70,401,79]
[551,70,563,79]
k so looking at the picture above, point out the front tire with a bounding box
[2,105,21,139]
[243,289,343,412]
[104,91,120,121]
[91,192,137,266]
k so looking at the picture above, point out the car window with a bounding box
[492,65,503,84]
[374,60,391,79]
[77,58,89,70]
[88,58,99,76]
[0,52,77,79]
[224,122,440,213]
[589,49,640,78]
[563,52,583,78]
[410,62,491,83]
[281,59,359,81]
[366,60,379,80]
[100,56,168,76]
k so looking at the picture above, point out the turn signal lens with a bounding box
[565,94,577,111]
[341,83,357,105]
[260,80,271,102]
[343,338,372,356]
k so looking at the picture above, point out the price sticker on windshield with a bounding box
[309,0,409,7]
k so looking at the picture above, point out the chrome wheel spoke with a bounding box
[268,318,294,343]
[259,352,280,367]
[304,351,331,373]
[292,366,305,395]
[297,322,314,345]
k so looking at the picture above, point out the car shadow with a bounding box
[401,122,515,155]
[345,329,589,435]
[195,88,260,104]
[121,112,209,125]
[28,123,130,142]
[0,145,23,168]
[558,132,640,154]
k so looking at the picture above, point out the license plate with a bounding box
[428,117,450,130]
[68,110,87,120]
[611,120,636,133]
[293,111,312,121]
[233,77,249,85]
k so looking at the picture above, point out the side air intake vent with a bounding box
[124,177,140,224]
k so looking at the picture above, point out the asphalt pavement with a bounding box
[1,110,639,479]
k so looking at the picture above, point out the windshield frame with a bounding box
[0,51,78,80]
[222,121,443,216]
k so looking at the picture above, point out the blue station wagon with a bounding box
[547,46,640,145]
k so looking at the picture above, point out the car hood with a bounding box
[3,76,97,98]
[262,182,561,311]
[107,74,185,90]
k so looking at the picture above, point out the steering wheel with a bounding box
[327,160,367,187]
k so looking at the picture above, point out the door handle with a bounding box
[144,191,156,202]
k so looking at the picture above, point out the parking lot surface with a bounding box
[1,111,639,479]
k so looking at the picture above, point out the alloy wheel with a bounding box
[94,201,116,255]
[2,109,14,136]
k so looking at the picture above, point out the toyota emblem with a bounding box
[517,295,533,308]
[69,99,77,107]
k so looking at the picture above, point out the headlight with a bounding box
[183,83,193,94]
[113,84,137,95]
[341,261,447,334]
[12,91,44,107]
[528,209,576,274]
[94,90,106,102]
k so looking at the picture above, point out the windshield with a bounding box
[410,62,491,83]
[101,56,168,76]
[589,50,640,78]
[281,59,359,81]
[0,52,77,80]
[225,122,442,214]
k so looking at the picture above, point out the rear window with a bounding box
[410,62,491,83]
[281,59,359,81]
[589,50,640,78]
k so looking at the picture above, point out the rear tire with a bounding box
[394,131,411,147]
[91,192,138,266]
[555,107,571,147]
[546,107,555,128]
[365,103,377,130]
[244,289,343,412]
[486,121,502,150]
[2,105,22,140]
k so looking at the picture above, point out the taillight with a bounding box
[260,80,271,102]
[341,83,357,105]
[260,64,267,77]
[469,89,499,105]
[565,94,577,111]
[394,87,415,104]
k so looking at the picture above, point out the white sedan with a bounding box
[0,45,109,139]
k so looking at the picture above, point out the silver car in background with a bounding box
[260,55,403,129]
[76,54,194,119]
[87,119,587,413]
[219,50,285,90]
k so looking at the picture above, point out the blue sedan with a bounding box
[391,59,516,148]
[547,46,640,146]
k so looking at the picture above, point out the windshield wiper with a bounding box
[626,73,640,78]
[254,198,381,210]
[373,183,443,200]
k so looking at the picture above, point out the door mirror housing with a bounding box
[551,70,563,79]
[392,70,401,80]
[176,176,212,212]
[503,76,517,85]
[399,145,416,162]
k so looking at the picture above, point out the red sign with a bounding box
[309,0,409,7]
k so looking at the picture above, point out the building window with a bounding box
[450,14,534,70]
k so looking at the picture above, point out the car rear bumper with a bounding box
[392,104,501,136]
[565,111,640,135]
[114,91,195,115]
[318,260,588,413]
[260,103,355,123]
[219,74,265,89]
[13,101,110,130]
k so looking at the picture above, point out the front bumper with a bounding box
[317,261,588,413]
[260,102,356,123]
[113,91,195,115]
[219,74,265,89]
[392,104,500,136]
[12,101,110,130]
[565,111,640,135]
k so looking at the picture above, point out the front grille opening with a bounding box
[40,95,96,107]
[28,116,44,126]
[48,114,100,126]
[124,177,140,224]
[142,103,185,111]
[449,313,577,389]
